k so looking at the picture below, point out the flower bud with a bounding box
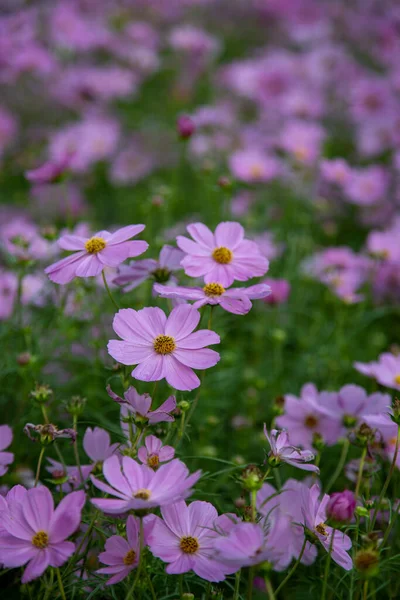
[355,506,370,518]
[312,433,325,452]
[17,352,32,366]
[30,383,53,404]
[65,395,87,418]
[182,594,194,600]
[391,397,400,425]
[240,465,263,491]
[179,400,190,412]
[327,490,356,523]
[177,115,195,139]
[352,422,376,447]
[354,549,379,578]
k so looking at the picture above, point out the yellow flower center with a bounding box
[123,549,137,565]
[32,531,49,549]
[294,147,309,162]
[134,488,151,500]
[153,335,176,355]
[250,164,264,178]
[394,375,400,385]
[179,536,200,554]
[304,415,319,429]
[147,455,159,468]
[212,246,233,264]
[203,283,226,297]
[85,237,107,254]
[315,523,328,537]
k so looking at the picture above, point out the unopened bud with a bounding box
[327,491,356,523]
[354,549,379,578]
[182,594,194,600]
[351,423,376,447]
[65,395,86,418]
[355,506,370,518]
[217,176,232,189]
[177,115,195,139]
[17,352,32,366]
[312,433,325,452]
[240,465,263,491]
[179,400,190,412]
[30,383,53,404]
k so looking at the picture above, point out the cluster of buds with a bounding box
[24,423,76,445]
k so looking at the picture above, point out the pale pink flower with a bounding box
[97,516,140,585]
[264,427,319,473]
[137,435,175,468]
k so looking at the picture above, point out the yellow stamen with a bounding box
[212,247,233,264]
[123,549,137,565]
[32,531,49,549]
[85,237,107,254]
[203,283,225,297]
[249,164,264,178]
[304,415,319,429]
[147,455,159,468]
[315,523,328,537]
[179,536,199,554]
[153,335,176,355]
[394,375,400,385]
[134,488,151,500]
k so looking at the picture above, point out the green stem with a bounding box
[102,270,120,310]
[274,537,307,596]
[72,415,84,484]
[370,425,399,531]
[145,569,157,600]
[349,515,360,600]
[321,531,334,600]
[355,446,368,499]
[126,518,144,600]
[43,567,54,600]
[34,446,45,487]
[265,577,276,600]
[233,570,241,600]
[326,439,350,493]
[250,490,257,522]
[247,566,255,600]
[363,580,369,600]
[179,573,184,598]
[55,568,66,600]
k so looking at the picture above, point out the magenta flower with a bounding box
[154,282,270,315]
[0,486,85,583]
[107,304,220,391]
[354,353,400,391]
[177,115,196,139]
[0,425,13,476]
[25,153,73,185]
[83,427,119,464]
[176,222,269,287]
[91,455,201,514]
[264,427,319,473]
[97,516,140,585]
[146,500,235,581]
[45,225,148,284]
[327,491,356,523]
[107,385,176,424]
[262,278,291,305]
[137,435,175,468]
[114,245,184,292]
[299,484,352,570]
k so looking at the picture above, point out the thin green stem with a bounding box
[34,446,45,487]
[43,567,54,600]
[349,515,360,600]
[247,566,255,600]
[355,447,368,499]
[275,537,307,596]
[102,270,120,310]
[321,531,334,600]
[233,569,241,600]
[72,415,84,484]
[41,405,49,424]
[126,518,144,600]
[265,577,276,600]
[370,425,399,531]
[326,439,350,493]
[55,568,67,600]
[179,573,184,598]
[145,569,157,600]
[250,490,257,522]
[363,580,369,600]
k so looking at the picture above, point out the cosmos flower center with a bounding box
[32,530,49,549]
[153,335,176,355]
[152,267,171,283]
[179,536,200,554]
[123,549,137,565]
[147,454,159,468]
[343,414,357,428]
[394,375,400,385]
[315,523,328,537]
[203,283,226,297]
[304,415,319,428]
[212,246,233,264]
[250,164,263,178]
[134,488,151,500]
[85,237,107,254]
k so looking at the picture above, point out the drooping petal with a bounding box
[108,225,145,244]
[58,235,87,251]
[45,251,86,284]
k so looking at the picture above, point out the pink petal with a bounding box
[181,256,215,278]
[166,553,195,574]
[90,475,128,500]
[0,424,12,451]
[165,305,200,340]
[23,487,54,532]
[49,491,85,543]
[163,356,200,391]
[219,295,251,314]
[154,284,204,301]
[58,235,87,251]
[126,515,140,548]
[214,222,244,249]
[103,455,132,496]
[162,501,190,537]
[21,550,50,583]
[112,309,155,343]
[48,541,75,567]
[108,340,154,365]
[75,254,103,277]
[177,330,220,349]
[108,225,145,244]
[139,307,167,337]
[176,236,210,256]
[173,348,220,370]
[203,264,234,287]
[132,354,166,382]
[91,498,130,514]
[0,542,36,567]
[45,251,86,284]
[97,245,132,267]
[186,223,215,249]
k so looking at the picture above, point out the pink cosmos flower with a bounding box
[154,282,270,315]
[298,484,352,570]
[320,159,351,186]
[25,154,73,185]
[114,245,184,292]
[279,119,325,165]
[343,166,388,206]
[264,427,319,473]
[146,500,236,581]
[91,455,201,514]
[355,353,400,391]
[229,149,281,183]
[276,383,340,448]
[0,486,85,583]
[0,425,13,476]
[45,225,148,284]
[107,304,220,391]
[0,218,49,261]
[83,427,119,464]
[176,222,269,287]
[107,385,176,424]
[137,435,175,468]
[97,516,140,585]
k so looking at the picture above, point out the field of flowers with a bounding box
[1,1,400,599]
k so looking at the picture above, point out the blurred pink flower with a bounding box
[354,352,400,391]
[97,516,140,585]
[137,435,175,468]
[83,427,119,464]
[229,149,281,183]
[107,385,176,424]
[0,425,13,476]
[262,278,290,305]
